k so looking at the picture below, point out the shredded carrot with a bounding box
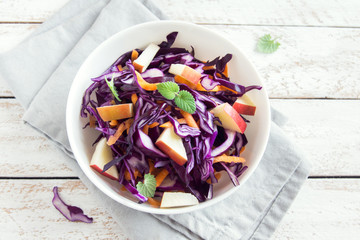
[148,122,159,128]
[120,185,127,191]
[156,100,165,104]
[206,172,222,184]
[164,105,172,111]
[131,93,138,105]
[159,118,187,128]
[117,65,123,71]
[155,169,169,187]
[107,119,133,146]
[180,110,199,129]
[159,122,173,128]
[142,124,150,135]
[135,71,158,91]
[219,85,238,94]
[124,169,140,181]
[195,83,221,92]
[131,50,139,61]
[240,146,246,154]
[107,122,126,146]
[223,64,228,77]
[213,154,246,164]
[110,100,116,105]
[148,159,155,174]
[174,75,197,89]
[109,120,118,127]
[148,197,161,207]
[202,65,215,71]
[89,115,96,128]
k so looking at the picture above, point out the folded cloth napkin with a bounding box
[0,0,311,239]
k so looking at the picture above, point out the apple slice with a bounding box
[211,103,247,133]
[160,192,199,208]
[90,138,119,181]
[155,127,188,166]
[133,43,160,73]
[169,63,202,85]
[96,103,134,121]
[232,94,256,116]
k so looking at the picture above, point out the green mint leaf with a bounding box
[105,74,121,102]
[174,90,196,114]
[157,81,179,100]
[257,34,280,54]
[136,173,156,198]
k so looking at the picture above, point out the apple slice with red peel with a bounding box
[211,103,247,133]
[160,192,199,208]
[133,43,160,73]
[155,127,188,166]
[169,63,202,85]
[90,138,119,181]
[232,94,256,116]
[96,103,134,121]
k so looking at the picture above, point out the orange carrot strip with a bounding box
[219,86,238,94]
[89,115,96,128]
[174,75,197,89]
[180,110,199,129]
[206,172,222,184]
[149,122,159,128]
[223,64,228,77]
[240,146,246,154]
[120,185,127,191]
[143,124,150,135]
[155,169,169,187]
[117,65,123,71]
[135,71,157,91]
[148,197,161,207]
[148,159,155,174]
[202,65,215,71]
[107,119,133,146]
[213,154,246,164]
[109,120,118,127]
[164,105,172,111]
[131,50,139,61]
[131,93,138,105]
[107,122,126,146]
[159,122,173,128]
[159,118,187,128]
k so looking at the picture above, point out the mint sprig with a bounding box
[136,173,156,198]
[157,82,196,114]
[257,34,280,54]
[105,74,121,102]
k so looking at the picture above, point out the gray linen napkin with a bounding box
[0,0,311,239]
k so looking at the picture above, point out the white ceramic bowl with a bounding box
[66,20,270,215]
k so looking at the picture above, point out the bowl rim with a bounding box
[66,20,271,215]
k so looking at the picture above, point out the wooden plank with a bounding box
[0,99,76,177]
[1,98,359,177]
[0,179,125,239]
[1,0,360,27]
[0,179,358,239]
[0,24,359,99]
[272,179,360,240]
[271,99,360,176]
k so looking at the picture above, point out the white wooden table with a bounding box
[1,0,359,239]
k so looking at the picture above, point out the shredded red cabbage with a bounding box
[52,186,93,223]
[81,32,261,203]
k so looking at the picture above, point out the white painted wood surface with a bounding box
[0,0,359,239]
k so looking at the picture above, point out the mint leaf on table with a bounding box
[157,81,179,100]
[136,173,156,198]
[105,74,121,102]
[257,34,280,53]
[174,90,196,114]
